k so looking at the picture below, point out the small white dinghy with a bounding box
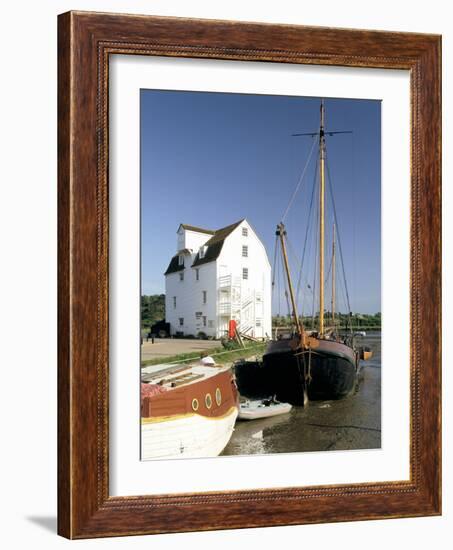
[238,397,292,420]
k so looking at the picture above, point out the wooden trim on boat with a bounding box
[141,369,238,419]
[141,406,238,425]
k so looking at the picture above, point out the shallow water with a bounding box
[222,332,381,456]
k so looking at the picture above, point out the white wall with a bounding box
[177,228,212,253]
[166,261,217,337]
[218,220,272,337]
[0,1,450,549]
[168,220,271,338]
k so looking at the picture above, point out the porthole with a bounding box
[215,387,222,406]
[205,393,212,409]
[191,398,199,412]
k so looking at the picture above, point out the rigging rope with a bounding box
[281,136,318,223]
[275,119,354,333]
[338,260,349,318]
[286,234,310,327]
[325,251,333,285]
[325,153,352,315]
[301,195,317,319]
[295,160,318,312]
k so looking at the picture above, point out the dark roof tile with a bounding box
[166,220,245,274]
[191,220,244,267]
[164,255,185,275]
[179,224,215,235]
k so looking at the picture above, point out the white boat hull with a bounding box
[141,406,238,460]
[238,401,292,420]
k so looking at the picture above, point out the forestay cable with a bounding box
[281,136,317,223]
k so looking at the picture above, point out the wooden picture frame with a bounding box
[58,11,441,539]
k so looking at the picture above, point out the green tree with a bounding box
[141,294,165,329]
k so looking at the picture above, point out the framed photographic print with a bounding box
[58,11,441,538]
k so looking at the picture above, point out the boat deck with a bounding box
[141,362,230,390]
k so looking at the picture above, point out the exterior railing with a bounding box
[218,275,232,288]
[218,302,232,315]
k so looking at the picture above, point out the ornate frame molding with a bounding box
[58,11,441,538]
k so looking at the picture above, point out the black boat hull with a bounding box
[233,360,271,400]
[234,337,358,405]
[262,349,307,405]
[234,351,306,405]
[304,352,357,400]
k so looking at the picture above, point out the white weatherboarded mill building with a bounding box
[164,219,272,339]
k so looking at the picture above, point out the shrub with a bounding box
[221,338,240,350]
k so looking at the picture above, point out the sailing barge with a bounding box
[235,100,372,405]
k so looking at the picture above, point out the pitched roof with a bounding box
[164,255,185,275]
[163,247,194,274]
[178,224,215,235]
[164,220,245,275]
[192,220,244,267]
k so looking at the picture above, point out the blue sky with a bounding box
[141,90,381,315]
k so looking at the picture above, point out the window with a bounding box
[179,317,184,326]
[242,268,248,280]
[256,319,262,327]
[202,316,207,327]
[215,387,222,406]
[195,268,199,281]
[242,227,248,237]
[173,296,176,308]
[199,245,206,259]
[208,320,214,328]
[178,255,184,266]
[195,311,202,319]
[242,245,248,257]
[179,272,184,281]
[202,290,207,304]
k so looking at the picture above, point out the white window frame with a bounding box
[242,227,248,237]
[173,296,176,308]
[202,290,207,304]
[242,268,248,280]
[195,268,199,281]
[179,317,184,326]
[179,271,184,281]
[242,245,248,257]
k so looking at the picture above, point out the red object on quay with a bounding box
[228,320,237,339]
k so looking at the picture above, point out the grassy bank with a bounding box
[141,342,267,367]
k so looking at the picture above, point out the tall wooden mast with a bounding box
[331,223,336,329]
[276,223,303,338]
[319,100,326,335]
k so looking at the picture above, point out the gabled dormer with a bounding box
[165,219,247,275]
[164,247,192,275]
[177,224,214,253]
[192,220,244,267]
